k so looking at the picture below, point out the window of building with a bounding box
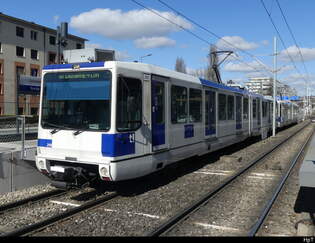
[0,83,2,95]
[31,30,37,40]
[31,107,38,115]
[49,36,56,45]
[48,53,56,64]
[171,85,188,124]
[189,88,202,122]
[0,42,2,53]
[16,46,25,57]
[18,107,24,115]
[0,63,2,75]
[243,97,249,120]
[31,68,39,77]
[218,94,227,120]
[31,49,38,60]
[227,95,235,120]
[16,66,24,75]
[76,43,82,49]
[16,26,24,37]
[116,76,142,131]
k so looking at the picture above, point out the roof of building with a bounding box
[0,12,88,41]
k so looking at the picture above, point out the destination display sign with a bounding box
[44,71,111,83]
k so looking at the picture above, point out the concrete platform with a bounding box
[0,139,50,195]
[299,134,315,188]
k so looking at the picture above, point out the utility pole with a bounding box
[272,36,277,137]
[56,22,68,64]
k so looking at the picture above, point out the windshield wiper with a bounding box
[42,122,72,134]
[73,130,84,136]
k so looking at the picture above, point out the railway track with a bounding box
[146,121,313,236]
[0,189,66,214]
[0,188,119,237]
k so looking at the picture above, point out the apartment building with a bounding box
[245,77,297,97]
[0,13,86,115]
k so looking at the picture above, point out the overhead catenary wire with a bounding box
[275,0,312,83]
[130,0,272,78]
[157,0,274,75]
[260,0,309,85]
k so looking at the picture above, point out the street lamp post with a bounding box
[140,53,152,62]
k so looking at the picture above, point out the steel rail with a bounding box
[248,125,315,236]
[146,121,311,236]
[1,192,119,237]
[0,189,66,213]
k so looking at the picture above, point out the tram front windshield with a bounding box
[41,70,111,131]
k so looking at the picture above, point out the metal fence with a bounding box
[0,116,38,160]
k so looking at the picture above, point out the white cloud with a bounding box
[134,37,176,49]
[261,40,269,46]
[53,15,60,24]
[70,8,192,40]
[223,61,265,73]
[279,45,315,62]
[115,50,131,61]
[285,73,313,85]
[85,43,102,49]
[216,36,259,51]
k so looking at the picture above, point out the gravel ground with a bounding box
[164,123,313,236]
[0,183,55,207]
[27,121,312,236]
[257,126,315,236]
[0,186,104,234]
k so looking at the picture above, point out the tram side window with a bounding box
[171,85,188,124]
[262,101,267,117]
[243,98,249,120]
[219,94,227,120]
[117,76,142,131]
[227,95,235,120]
[257,99,261,118]
[189,88,202,122]
[253,99,257,118]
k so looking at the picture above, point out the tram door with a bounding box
[236,96,242,130]
[151,75,168,151]
[205,90,216,136]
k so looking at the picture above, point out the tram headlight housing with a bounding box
[36,158,47,170]
[38,160,44,167]
[100,167,108,177]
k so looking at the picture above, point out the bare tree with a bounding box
[175,57,187,74]
[188,68,206,79]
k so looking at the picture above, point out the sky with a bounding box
[2,0,315,96]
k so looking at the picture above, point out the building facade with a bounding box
[245,77,297,97]
[0,13,86,115]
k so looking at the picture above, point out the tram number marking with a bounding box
[129,133,135,143]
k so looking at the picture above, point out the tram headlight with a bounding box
[38,160,44,167]
[100,167,108,176]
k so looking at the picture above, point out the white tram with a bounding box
[35,61,298,187]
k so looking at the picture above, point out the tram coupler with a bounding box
[51,181,72,190]
[50,167,97,189]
